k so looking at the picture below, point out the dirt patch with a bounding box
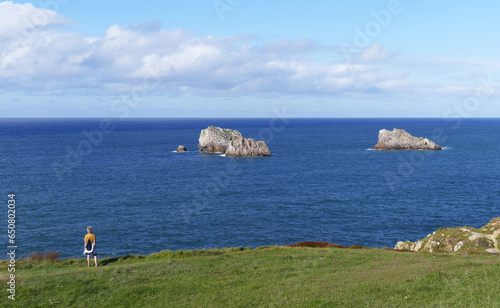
[285,242,369,249]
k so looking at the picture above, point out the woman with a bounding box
[84,226,98,267]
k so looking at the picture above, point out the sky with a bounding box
[1,0,500,117]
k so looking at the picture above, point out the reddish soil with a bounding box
[285,241,349,248]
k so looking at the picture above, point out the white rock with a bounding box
[453,241,464,252]
[372,128,442,150]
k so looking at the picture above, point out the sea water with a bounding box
[1,118,498,258]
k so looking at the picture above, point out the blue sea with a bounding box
[1,118,499,258]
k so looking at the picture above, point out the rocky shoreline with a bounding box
[284,218,500,255]
[395,217,500,254]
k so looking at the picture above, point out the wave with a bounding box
[366,147,450,151]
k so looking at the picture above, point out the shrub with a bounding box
[27,250,60,262]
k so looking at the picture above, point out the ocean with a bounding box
[1,118,499,258]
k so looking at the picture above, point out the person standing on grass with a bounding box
[84,226,98,267]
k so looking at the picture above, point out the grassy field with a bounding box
[1,246,499,307]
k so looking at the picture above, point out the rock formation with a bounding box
[373,128,441,150]
[225,138,271,157]
[198,126,243,153]
[176,145,187,152]
[395,217,500,254]
[198,126,271,156]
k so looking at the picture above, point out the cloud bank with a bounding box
[0,1,498,100]
[0,1,414,97]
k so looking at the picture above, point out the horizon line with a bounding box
[1,117,500,120]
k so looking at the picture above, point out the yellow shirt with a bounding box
[84,234,96,243]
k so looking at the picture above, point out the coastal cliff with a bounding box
[373,128,442,150]
[395,217,500,254]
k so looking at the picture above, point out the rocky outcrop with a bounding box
[395,217,500,254]
[198,126,243,153]
[373,128,441,150]
[225,138,271,157]
[198,126,271,156]
[176,145,187,152]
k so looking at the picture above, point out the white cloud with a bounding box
[355,43,394,63]
[2,1,497,100]
[0,1,68,39]
[0,1,415,97]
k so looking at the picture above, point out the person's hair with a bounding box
[87,226,93,233]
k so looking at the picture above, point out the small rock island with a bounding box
[176,145,187,152]
[198,126,271,156]
[373,128,441,150]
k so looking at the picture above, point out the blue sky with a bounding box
[1,0,500,117]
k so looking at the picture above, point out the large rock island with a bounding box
[395,217,500,254]
[198,126,243,153]
[373,128,441,150]
[198,126,271,156]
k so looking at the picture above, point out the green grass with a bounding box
[1,246,499,307]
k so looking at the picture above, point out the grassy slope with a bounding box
[1,247,499,307]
